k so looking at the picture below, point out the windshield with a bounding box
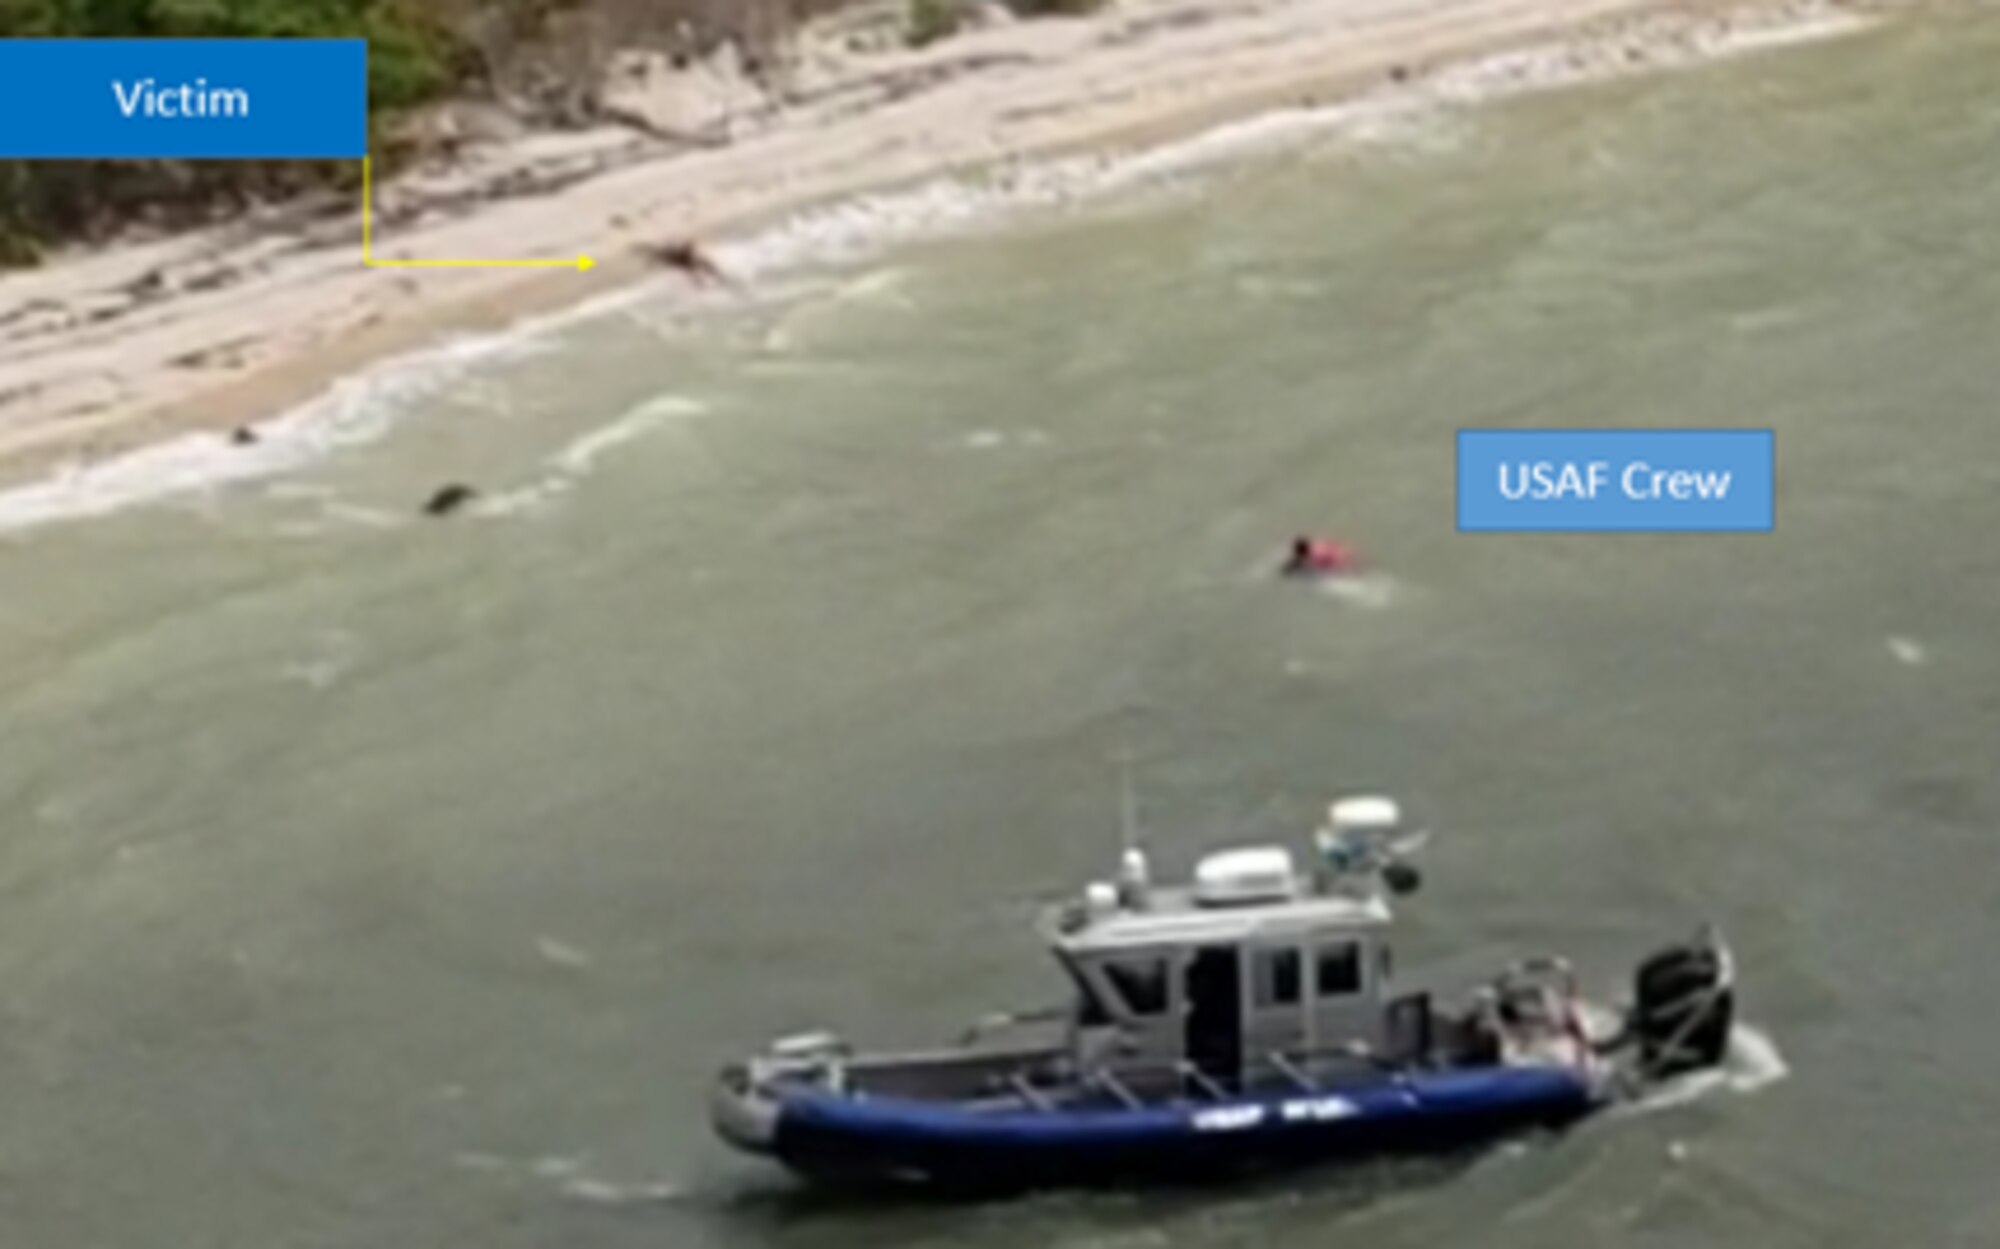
[1059,952,1171,1025]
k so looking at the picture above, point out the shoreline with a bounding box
[0,0,1892,513]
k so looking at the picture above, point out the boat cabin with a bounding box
[1044,798,1431,1095]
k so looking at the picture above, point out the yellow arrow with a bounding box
[362,156,594,272]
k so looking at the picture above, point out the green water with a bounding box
[5,13,2000,1248]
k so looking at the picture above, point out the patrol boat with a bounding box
[711,797,1736,1189]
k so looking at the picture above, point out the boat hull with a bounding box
[734,1065,1597,1190]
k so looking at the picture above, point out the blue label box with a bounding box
[1456,429,1775,533]
[0,39,366,159]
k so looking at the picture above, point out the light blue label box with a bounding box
[1456,429,1775,533]
[0,39,366,159]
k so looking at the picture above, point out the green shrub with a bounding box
[0,0,482,265]
[907,0,962,47]
[0,0,894,265]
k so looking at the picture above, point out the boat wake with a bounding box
[1613,1023,1791,1118]
[454,1150,687,1206]
[531,1154,688,1206]
[1311,573,1399,610]
[557,1175,687,1206]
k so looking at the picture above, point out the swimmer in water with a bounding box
[1282,535,1357,577]
[423,483,478,518]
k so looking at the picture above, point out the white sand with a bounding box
[0,0,1888,485]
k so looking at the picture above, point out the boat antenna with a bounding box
[1113,750,1151,906]
[1117,750,1139,853]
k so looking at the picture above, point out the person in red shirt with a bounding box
[1282,535,1357,577]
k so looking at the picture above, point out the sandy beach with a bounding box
[0,0,1888,492]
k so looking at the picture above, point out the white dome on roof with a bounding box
[1193,846,1298,907]
[1329,795,1401,831]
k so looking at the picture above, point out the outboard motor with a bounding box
[1630,935,1735,1079]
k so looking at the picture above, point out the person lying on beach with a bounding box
[644,238,729,287]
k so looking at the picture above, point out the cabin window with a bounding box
[1316,943,1363,998]
[1102,958,1170,1016]
[1252,948,1302,1008]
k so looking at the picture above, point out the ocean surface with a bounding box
[6,11,2000,1247]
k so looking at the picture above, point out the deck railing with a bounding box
[985,1041,1426,1114]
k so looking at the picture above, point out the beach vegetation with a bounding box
[906,0,965,47]
[0,0,1110,267]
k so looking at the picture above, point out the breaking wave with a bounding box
[465,393,705,520]
[0,331,554,537]
[1613,1023,1792,1117]
[0,1,1873,537]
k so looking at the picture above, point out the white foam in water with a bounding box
[468,393,703,520]
[1418,2,1872,107]
[466,479,571,521]
[560,1176,685,1205]
[530,1154,588,1180]
[450,1149,685,1204]
[957,425,1054,452]
[1108,106,1359,181]
[0,329,553,538]
[0,103,1473,540]
[534,935,593,969]
[1612,1024,1792,1118]
[713,165,1104,280]
[1313,573,1399,610]
[1887,636,1927,666]
[716,92,1465,287]
[550,399,696,475]
[1111,92,1466,184]
[0,8,1872,538]
[1717,1023,1791,1093]
[831,266,913,306]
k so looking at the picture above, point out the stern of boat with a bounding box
[1625,925,1736,1080]
[1467,927,1737,1097]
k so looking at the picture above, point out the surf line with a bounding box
[360,156,594,272]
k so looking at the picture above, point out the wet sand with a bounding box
[0,0,1884,489]
[5,12,2000,1245]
